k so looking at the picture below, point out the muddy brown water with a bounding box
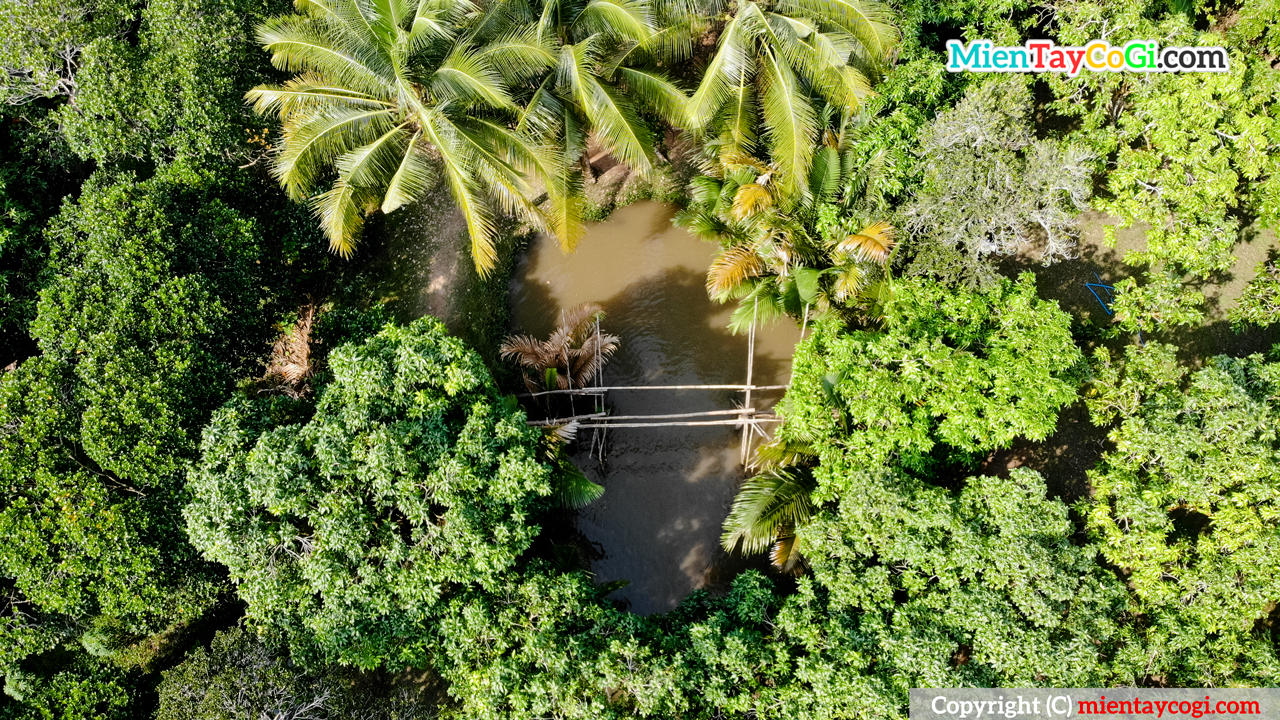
[508,201,800,615]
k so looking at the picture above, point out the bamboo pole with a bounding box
[740,299,758,464]
[529,409,761,426]
[526,413,608,427]
[577,418,782,429]
[518,384,788,398]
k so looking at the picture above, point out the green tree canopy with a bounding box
[778,273,1082,497]
[0,167,273,645]
[799,468,1126,690]
[55,0,289,167]
[1085,343,1280,685]
[185,318,558,669]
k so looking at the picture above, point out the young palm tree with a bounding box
[721,466,817,573]
[688,0,899,201]
[246,0,580,273]
[500,302,619,392]
[676,129,897,332]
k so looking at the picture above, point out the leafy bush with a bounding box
[185,318,556,668]
[780,273,1083,495]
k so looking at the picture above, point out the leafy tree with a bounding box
[0,0,132,104]
[0,164,307,718]
[155,628,436,720]
[1085,343,1280,685]
[185,318,574,669]
[1229,262,1280,329]
[902,77,1092,287]
[777,273,1082,498]
[1046,1,1280,330]
[55,0,289,166]
[2,650,132,720]
[246,0,579,269]
[0,104,83,366]
[0,167,272,638]
[798,468,1127,690]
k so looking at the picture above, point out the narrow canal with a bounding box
[508,201,799,614]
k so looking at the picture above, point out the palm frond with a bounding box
[553,462,605,509]
[808,145,840,202]
[688,175,723,205]
[730,182,773,221]
[751,437,815,471]
[758,47,817,202]
[836,221,895,262]
[380,133,437,213]
[478,29,557,85]
[275,108,397,200]
[707,244,766,298]
[419,109,499,274]
[246,73,393,116]
[770,533,805,573]
[582,76,654,174]
[311,180,368,257]
[430,48,516,110]
[778,0,899,68]
[721,468,817,556]
[499,334,553,369]
[688,9,752,130]
[715,60,758,154]
[574,0,654,43]
[336,122,411,187]
[829,264,868,302]
[611,67,689,129]
[257,16,393,94]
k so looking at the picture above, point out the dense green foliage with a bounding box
[186,318,556,669]
[801,468,1125,688]
[154,628,433,720]
[2,0,1280,715]
[780,273,1081,490]
[1086,344,1280,685]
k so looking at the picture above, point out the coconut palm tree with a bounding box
[476,0,699,180]
[500,302,619,392]
[688,0,899,201]
[246,0,580,273]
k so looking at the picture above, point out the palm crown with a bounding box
[499,0,701,176]
[689,0,898,200]
[247,0,580,272]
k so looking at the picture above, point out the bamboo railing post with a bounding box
[740,299,758,465]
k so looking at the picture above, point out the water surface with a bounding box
[509,201,798,614]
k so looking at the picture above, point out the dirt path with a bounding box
[347,184,471,327]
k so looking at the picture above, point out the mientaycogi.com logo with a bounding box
[946,39,1230,75]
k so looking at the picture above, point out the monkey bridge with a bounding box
[520,312,791,466]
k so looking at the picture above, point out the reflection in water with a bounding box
[509,201,799,615]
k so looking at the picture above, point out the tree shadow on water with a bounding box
[508,265,791,614]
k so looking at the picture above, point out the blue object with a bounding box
[1085,272,1116,316]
